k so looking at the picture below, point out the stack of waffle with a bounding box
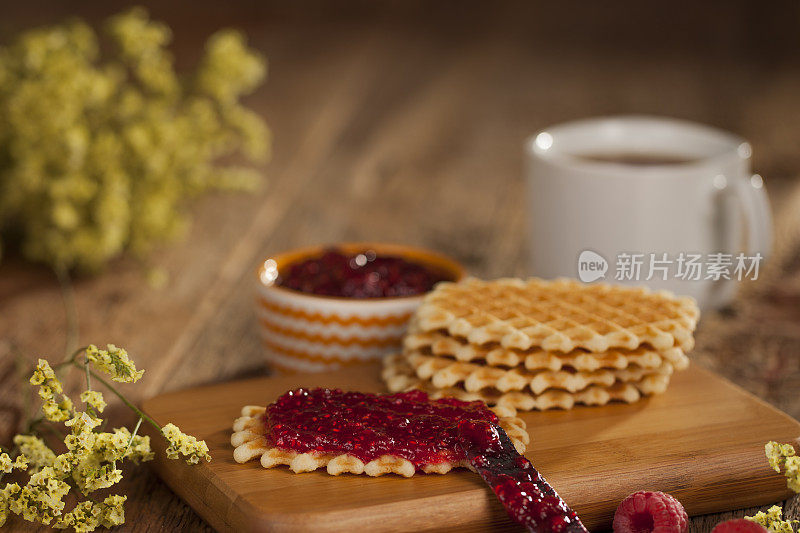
[383,278,699,412]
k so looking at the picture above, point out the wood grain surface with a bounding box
[141,363,800,532]
[1,1,800,531]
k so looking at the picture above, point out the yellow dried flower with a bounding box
[94,430,128,460]
[0,452,27,474]
[41,396,74,423]
[127,434,155,463]
[0,8,269,272]
[30,359,61,391]
[100,495,127,527]
[0,492,7,528]
[54,500,100,531]
[0,483,21,528]
[85,344,144,383]
[4,345,210,530]
[63,413,103,462]
[92,428,153,464]
[80,390,106,413]
[162,423,211,465]
[13,435,56,473]
[65,412,103,433]
[745,505,799,533]
[53,453,78,478]
[14,455,28,471]
[196,29,266,107]
[765,441,800,493]
[52,495,127,530]
[106,8,178,96]
[0,454,10,474]
[786,456,800,493]
[766,442,796,471]
[30,359,74,422]
[72,458,123,494]
[8,466,70,525]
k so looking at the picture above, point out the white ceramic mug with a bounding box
[525,116,772,309]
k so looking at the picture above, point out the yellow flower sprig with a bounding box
[0,454,27,474]
[84,345,144,384]
[765,441,800,493]
[30,359,74,422]
[743,442,800,533]
[745,505,799,533]
[0,344,211,531]
[162,423,211,465]
[0,7,270,272]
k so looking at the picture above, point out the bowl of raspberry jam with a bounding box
[255,243,464,373]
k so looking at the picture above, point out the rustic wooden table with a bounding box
[1,2,799,531]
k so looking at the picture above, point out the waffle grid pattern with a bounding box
[383,278,698,412]
[416,278,699,352]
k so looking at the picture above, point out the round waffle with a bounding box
[382,353,671,412]
[414,278,699,353]
[404,329,690,372]
[405,351,675,394]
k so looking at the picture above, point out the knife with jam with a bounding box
[262,388,587,532]
[458,419,588,532]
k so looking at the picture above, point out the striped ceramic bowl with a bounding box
[255,243,465,373]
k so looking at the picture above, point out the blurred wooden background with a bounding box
[1,1,799,531]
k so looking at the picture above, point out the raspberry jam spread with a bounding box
[265,388,499,466]
[458,420,588,533]
[277,249,453,298]
[265,388,587,532]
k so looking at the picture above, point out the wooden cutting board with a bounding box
[142,363,800,532]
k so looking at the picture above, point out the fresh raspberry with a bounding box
[710,519,769,533]
[613,491,688,533]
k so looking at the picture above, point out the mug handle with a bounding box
[709,173,772,309]
[731,173,772,258]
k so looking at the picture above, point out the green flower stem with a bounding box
[76,364,162,434]
[84,360,92,391]
[37,420,66,441]
[23,416,64,445]
[54,267,79,359]
[123,417,143,460]
[82,358,96,417]
[26,416,45,433]
[52,346,88,371]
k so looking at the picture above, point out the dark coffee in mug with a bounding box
[572,153,700,166]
